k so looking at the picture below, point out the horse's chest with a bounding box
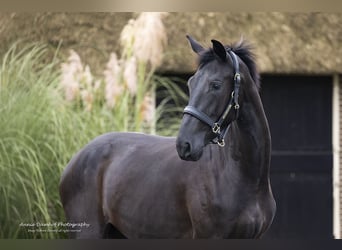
[197,193,266,238]
[227,201,266,238]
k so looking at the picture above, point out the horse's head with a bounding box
[176,35,249,161]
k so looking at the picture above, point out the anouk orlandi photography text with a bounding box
[19,222,90,234]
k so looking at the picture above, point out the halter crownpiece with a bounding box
[183,49,241,147]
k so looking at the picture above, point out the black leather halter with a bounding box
[183,49,241,147]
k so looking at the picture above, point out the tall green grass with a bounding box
[0,44,62,238]
[0,44,186,238]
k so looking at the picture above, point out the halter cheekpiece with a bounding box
[183,49,241,147]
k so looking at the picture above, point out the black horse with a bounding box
[59,35,276,238]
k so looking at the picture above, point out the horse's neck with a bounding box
[227,88,271,187]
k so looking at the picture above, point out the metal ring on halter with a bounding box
[212,123,221,134]
[217,139,225,147]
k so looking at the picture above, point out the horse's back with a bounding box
[59,131,178,208]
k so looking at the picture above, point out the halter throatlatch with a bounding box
[183,49,241,147]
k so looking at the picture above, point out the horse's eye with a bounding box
[210,81,222,91]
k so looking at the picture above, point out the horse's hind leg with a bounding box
[60,150,108,238]
[60,165,106,239]
[61,192,105,239]
[103,223,127,239]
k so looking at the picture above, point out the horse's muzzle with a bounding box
[176,139,203,161]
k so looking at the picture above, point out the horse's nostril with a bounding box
[183,142,191,157]
[176,140,193,160]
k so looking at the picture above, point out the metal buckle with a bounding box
[234,73,241,81]
[218,139,225,147]
[234,104,240,109]
[212,123,220,134]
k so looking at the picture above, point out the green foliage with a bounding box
[0,44,186,238]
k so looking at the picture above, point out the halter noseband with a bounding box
[183,49,241,147]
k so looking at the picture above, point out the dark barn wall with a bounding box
[260,74,333,238]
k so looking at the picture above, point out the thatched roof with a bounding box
[164,12,342,74]
[1,12,341,74]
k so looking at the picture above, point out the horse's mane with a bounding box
[198,41,260,90]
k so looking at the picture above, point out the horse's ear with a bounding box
[211,39,227,62]
[186,35,205,54]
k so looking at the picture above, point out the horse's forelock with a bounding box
[198,40,260,90]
